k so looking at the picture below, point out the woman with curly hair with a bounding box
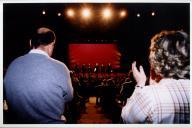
[121,30,190,123]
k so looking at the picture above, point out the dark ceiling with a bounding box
[3,3,190,72]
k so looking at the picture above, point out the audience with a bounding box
[3,29,189,124]
[119,71,136,105]
[121,30,189,123]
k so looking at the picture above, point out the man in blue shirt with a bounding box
[4,27,73,123]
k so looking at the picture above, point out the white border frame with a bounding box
[0,0,191,128]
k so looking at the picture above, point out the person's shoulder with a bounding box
[159,78,190,91]
[8,55,27,66]
[5,55,28,74]
[49,58,69,71]
[159,78,189,85]
[49,58,66,67]
[134,82,174,98]
[133,85,155,98]
[136,85,154,91]
[11,53,47,64]
[143,84,165,93]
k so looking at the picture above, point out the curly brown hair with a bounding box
[149,30,189,79]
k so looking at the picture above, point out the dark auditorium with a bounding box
[2,2,190,125]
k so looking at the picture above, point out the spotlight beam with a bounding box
[67,9,75,17]
[102,8,112,19]
[81,8,91,19]
[120,10,126,18]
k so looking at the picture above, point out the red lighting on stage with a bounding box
[69,44,121,69]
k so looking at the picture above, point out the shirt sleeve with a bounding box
[121,87,153,123]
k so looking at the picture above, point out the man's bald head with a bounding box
[31,27,56,48]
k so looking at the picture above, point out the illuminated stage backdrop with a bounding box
[69,44,121,69]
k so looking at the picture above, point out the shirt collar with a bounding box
[29,49,49,57]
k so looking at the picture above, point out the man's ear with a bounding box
[29,39,32,48]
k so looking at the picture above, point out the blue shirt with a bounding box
[4,50,73,123]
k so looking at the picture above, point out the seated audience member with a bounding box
[119,72,135,105]
[4,27,73,123]
[121,30,189,123]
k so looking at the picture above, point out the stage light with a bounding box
[137,13,141,18]
[81,8,91,18]
[67,9,75,17]
[120,10,126,18]
[57,12,61,17]
[42,10,46,15]
[151,11,155,16]
[102,8,112,19]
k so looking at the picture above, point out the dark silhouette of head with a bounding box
[30,27,56,56]
[31,27,56,48]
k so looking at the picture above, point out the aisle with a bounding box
[77,97,112,124]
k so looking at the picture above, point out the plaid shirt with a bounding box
[121,79,190,124]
